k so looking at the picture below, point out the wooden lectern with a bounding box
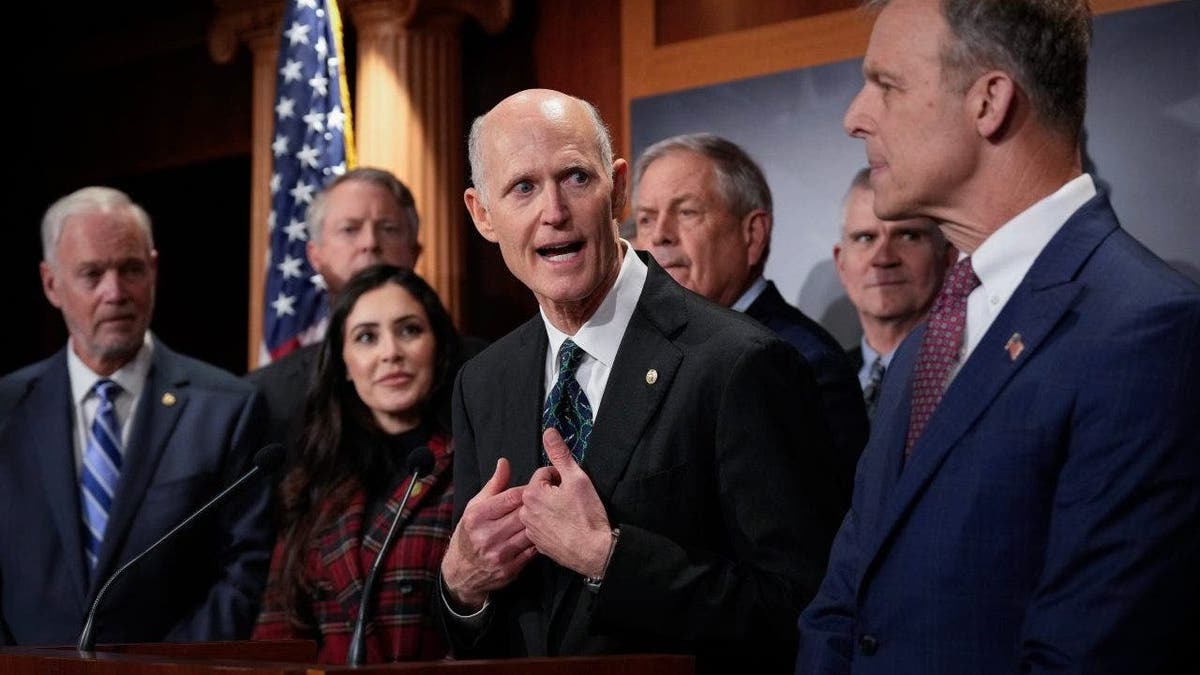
[0,641,694,675]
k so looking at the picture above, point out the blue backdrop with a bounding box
[631,0,1199,347]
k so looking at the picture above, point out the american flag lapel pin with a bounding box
[1005,333,1025,361]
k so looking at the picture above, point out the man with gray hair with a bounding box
[0,186,272,645]
[248,167,422,455]
[798,1,1200,672]
[834,167,955,417]
[439,89,845,673]
[634,132,867,490]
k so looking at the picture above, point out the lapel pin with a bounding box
[645,369,658,385]
[161,392,177,406]
[1005,333,1025,361]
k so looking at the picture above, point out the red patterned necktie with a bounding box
[905,257,980,456]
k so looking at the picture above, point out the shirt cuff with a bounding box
[440,577,491,625]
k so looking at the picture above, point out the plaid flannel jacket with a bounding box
[253,432,454,663]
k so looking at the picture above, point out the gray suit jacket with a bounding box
[444,253,849,674]
[0,340,273,645]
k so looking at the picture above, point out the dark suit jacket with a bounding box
[444,252,848,674]
[745,281,869,494]
[0,340,274,645]
[845,345,864,373]
[245,342,319,463]
[797,195,1200,674]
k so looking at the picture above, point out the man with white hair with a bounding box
[0,186,272,645]
[439,89,847,673]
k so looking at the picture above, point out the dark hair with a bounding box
[275,264,462,624]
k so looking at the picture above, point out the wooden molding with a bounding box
[620,0,1176,161]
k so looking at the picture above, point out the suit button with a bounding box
[858,634,879,656]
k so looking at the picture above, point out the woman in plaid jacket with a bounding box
[253,265,463,663]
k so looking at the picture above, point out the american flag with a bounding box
[261,0,355,365]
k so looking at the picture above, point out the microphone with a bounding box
[346,446,436,666]
[77,443,286,653]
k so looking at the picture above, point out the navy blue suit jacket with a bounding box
[797,195,1200,674]
[746,281,869,497]
[0,340,274,645]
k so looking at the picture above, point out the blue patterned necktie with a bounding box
[80,379,124,574]
[541,339,593,463]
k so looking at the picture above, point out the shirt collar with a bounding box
[541,240,648,366]
[859,337,890,368]
[970,174,1096,307]
[67,332,155,405]
[730,276,768,313]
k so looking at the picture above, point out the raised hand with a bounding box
[441,458,537,611]
[520,428,613,578]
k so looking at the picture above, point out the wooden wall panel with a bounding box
[655,0,856,45]
[622,0,1175,162]
[531,1,624,158]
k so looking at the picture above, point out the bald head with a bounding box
[468,89,614,206]
[462,88,628,334]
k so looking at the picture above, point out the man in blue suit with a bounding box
[633,133,868,493]
[0,187,273,645]
[797,1,1200,673]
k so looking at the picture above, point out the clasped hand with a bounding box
[441,428,613,611]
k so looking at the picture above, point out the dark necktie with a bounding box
[80,379,124,574]
[906,257,981,455]
[541,339,593,462]
[863,356,886,418]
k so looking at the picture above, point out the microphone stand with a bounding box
[346,447,433,666]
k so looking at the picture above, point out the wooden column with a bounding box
[344,0,511,326]
[209,0,285,370]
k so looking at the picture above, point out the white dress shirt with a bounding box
[955,174,1097,377]
[541,240,649,418]
[66,333,155,475]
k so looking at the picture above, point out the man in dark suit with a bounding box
[438,89,847,673]
[834,168,955,417]
[0,187,272,645]
[797,1,1200,673]
[246,168,422,455]
[632,133,868,486]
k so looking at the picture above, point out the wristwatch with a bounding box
[583,527,621,593]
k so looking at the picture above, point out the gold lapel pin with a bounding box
[161,392,177,406]
[645,369,658,385]
[1005,333,1025,361]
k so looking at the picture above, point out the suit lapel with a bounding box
[743,281,779,324]
[585,262,686,502]
[859,196,1119,581]
[92,345,188,586]
[23,350,91,608]
[546,256,687,633]
[502,318,550,485]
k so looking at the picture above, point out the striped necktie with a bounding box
[80,379,124,573]
[541,339,593,463]
[862,356,886,419]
